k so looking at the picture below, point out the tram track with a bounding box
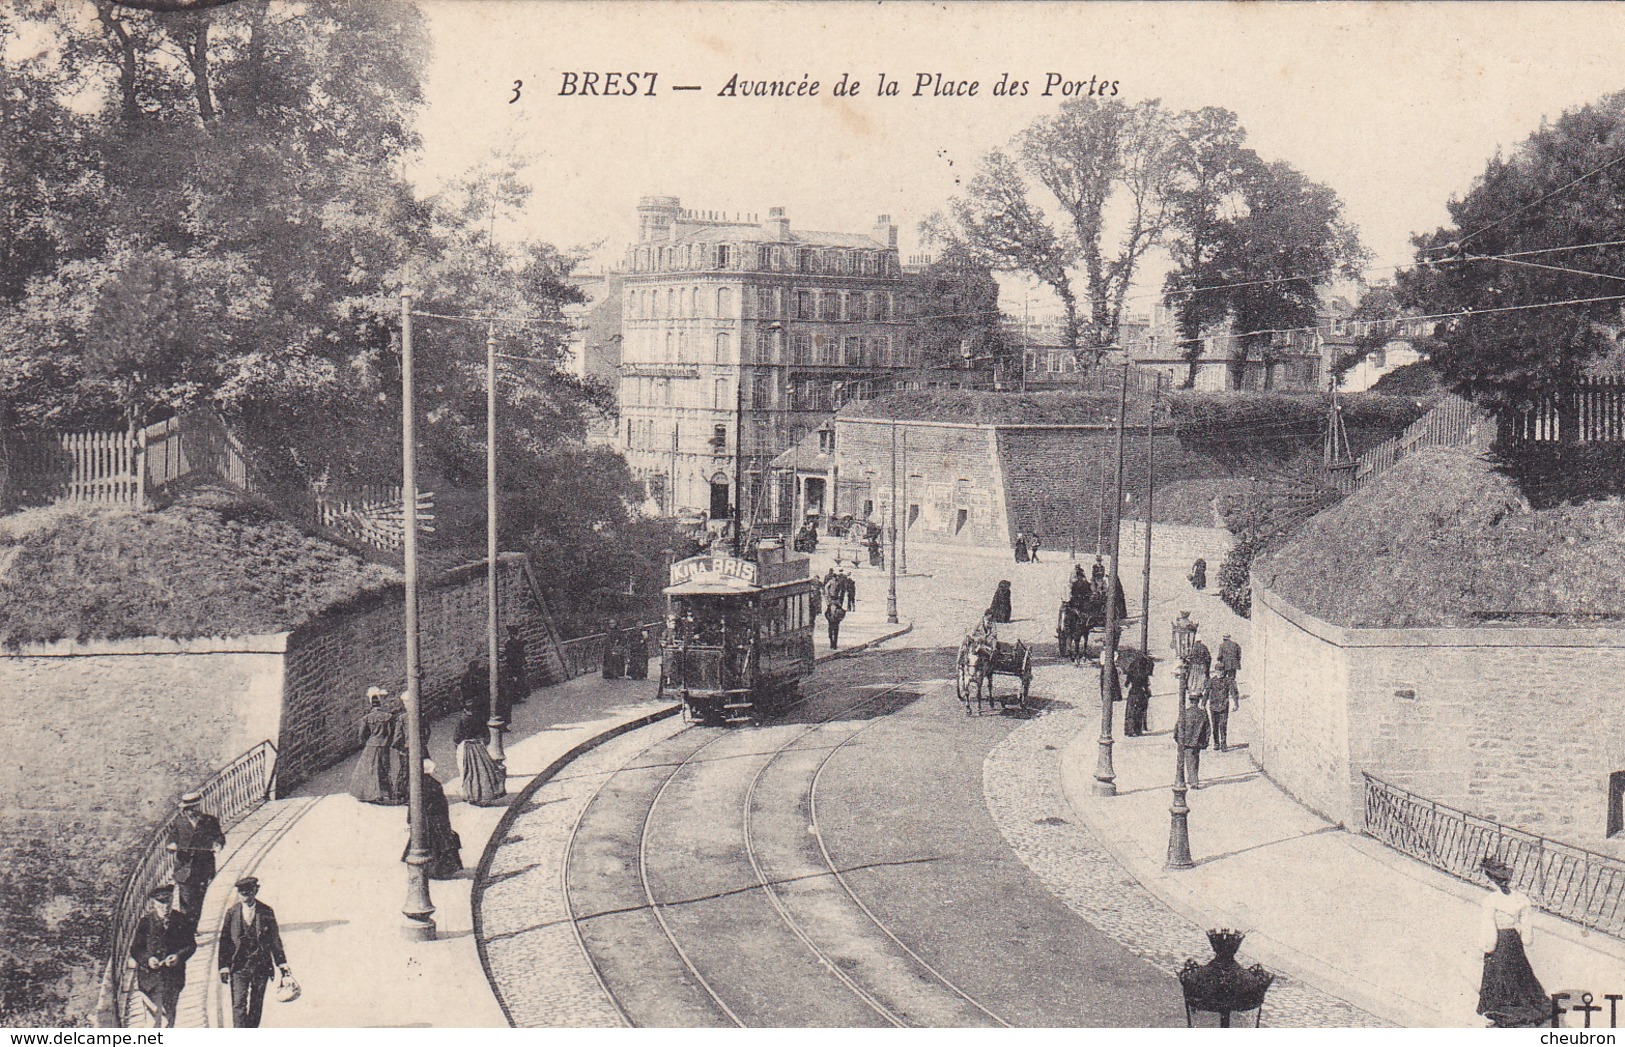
[560,678,914,1026]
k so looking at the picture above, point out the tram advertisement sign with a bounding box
[670,555,760,588]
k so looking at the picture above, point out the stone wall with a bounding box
[276,553,565,788]
[833,420,1008,546]
[1250,584,1625,849]
[0,635,287,1023]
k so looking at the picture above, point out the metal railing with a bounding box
[97,741,279,1027]
[1363,774,1625,940]
[557,621,662,678]
[1344,394,1485,489]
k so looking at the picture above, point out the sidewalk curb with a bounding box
[819,620,912,662]
[471,700,682,1028]
[1056,734,1437,1028]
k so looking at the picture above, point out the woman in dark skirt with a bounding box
[989,580,1013,624]
[453,702,504,807]
[1477,855,1547,1027]
[350,688,401,805]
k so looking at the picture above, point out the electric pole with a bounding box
[1140,373,1157,656]
[1094,362,1129,797]
[886,414,899,624]
[485,325,507,777]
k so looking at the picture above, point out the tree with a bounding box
[1162,107,1257,387]
[1399,91,1625,410]
[927,97,1178,361]
[1205,160,1366,388]
[906,245,1012,372]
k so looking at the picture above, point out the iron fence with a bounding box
[1342,393,1485,490]
[1363,774,1625,941]
[557,621,663,678]
[98,741,278,1027]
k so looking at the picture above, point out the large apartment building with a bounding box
[617,196,920,524]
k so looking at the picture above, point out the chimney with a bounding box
[637,195,682,243]
[873,214,898,249]
[766,207,791,240]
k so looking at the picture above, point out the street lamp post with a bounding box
[1167,737,1196,870]
[399,291,436,941]
[886,415,899,625]
[898,427,908,576]
[1140,373,1158,656]
[1094,362,1130,797]
[485,325,508,775]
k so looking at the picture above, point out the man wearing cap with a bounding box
[167,792,225,919]
[217,876,289,1028]
[129,885,195,1028]
[1214,633,1243,750]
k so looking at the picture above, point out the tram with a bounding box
[660,541,818,725]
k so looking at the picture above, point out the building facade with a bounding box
[617,196,920,522]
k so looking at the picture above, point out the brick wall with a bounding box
[1251,584,1625,850]
[276,553,565,788]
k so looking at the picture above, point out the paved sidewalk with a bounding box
[1059,690,1625,1028]
[175,670,674,1028]
[170,580,912,1029]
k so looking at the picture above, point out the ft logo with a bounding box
[1551,991,1624,1028]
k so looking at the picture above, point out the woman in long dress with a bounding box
[990,580,1013,624]
[453,703,504,806]
[1477,856,1547,1027]
[349,689,401,805]
[402,760,462,879]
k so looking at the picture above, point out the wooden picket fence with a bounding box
[1335,393,1487,492]
[4,429,144,508]
[1498,375,1625,448]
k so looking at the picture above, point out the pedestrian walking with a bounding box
[1013,532,1029,563]
[350,688,402,805]
[1185,634,1212,707]
[167,791,225,919]
[823,567,841,612]
[990,579,1013,624]
[625,627,650,680]
[404,760,462,879]
[1121,647,1154,736]
[1477,856,1548,1027]
[1091,554,1106,591]
[1215,633,1242,707]
[1189,557,1208,591]
[1028,530,1042,563]
[825,598,846,650]
[216,877,290,1029]
[386,692,414,803]
[840,568,857,611]
[601,619,627,679]
[501,624,529,707]
[1174,689,1211,789]
[130,885,194,1028]
[1208,671,1231,752]
[453,701,504,806]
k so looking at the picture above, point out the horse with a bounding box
[957,633,996,714]
[1057,594,1106,663]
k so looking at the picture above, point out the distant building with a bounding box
[561,272,625,390]
[617,196,921,520]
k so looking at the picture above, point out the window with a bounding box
[755,286,773,318]
[771,247,785,271]
[711,423,728,450]
[844,336,859,366]
[717,244,732,268]
[714,332,731,364]
[866,293,880,321]
[793,332,812,363]
[820,293,837,321]
[798,249,812,272]
[666,288,676,316]
[797,291,812,320]
[714,378,728,409]
[717,287,733,317]
[664,330,674,358]
[691,287,702,316]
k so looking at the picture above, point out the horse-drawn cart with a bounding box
[956,633,1032,715]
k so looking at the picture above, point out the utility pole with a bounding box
[485,325,507,777]
[1094,362,1129,797]
[899,427,908,575]
[399,291,435,941]
[733,373,745,557]
[1140,373,1157,657]
[886,414,899,624]
[669,422,678,515]
[1095,470,1108,555]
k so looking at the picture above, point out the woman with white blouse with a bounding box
[1477,855,1549,1027]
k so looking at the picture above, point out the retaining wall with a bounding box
[1250,584,1625,849]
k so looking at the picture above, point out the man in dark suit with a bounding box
[168,791,225,919]
[1175,688,1212,790]
[501,624,529,706]
[129,885,195,1028]
[216,876,289,1028]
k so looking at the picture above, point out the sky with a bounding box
[412,1,1625,316]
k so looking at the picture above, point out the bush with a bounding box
[1218,532,1270,619]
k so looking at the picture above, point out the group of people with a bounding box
[601,620,651,680]
[822,566,857,648]
[132,795,291,1029]
[1169,614,1243,789]
[1012,530,1044,563]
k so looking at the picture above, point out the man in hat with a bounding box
[1174,686,1212,789]
[216,876,289,1029]
[1184,631,1212,711]
[1091,554,1106,591]
[840,567,856,611]
[167,791,225,919]
[129,885,195,1028]
[501,624,529,707]
[1214,633,1242,750]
